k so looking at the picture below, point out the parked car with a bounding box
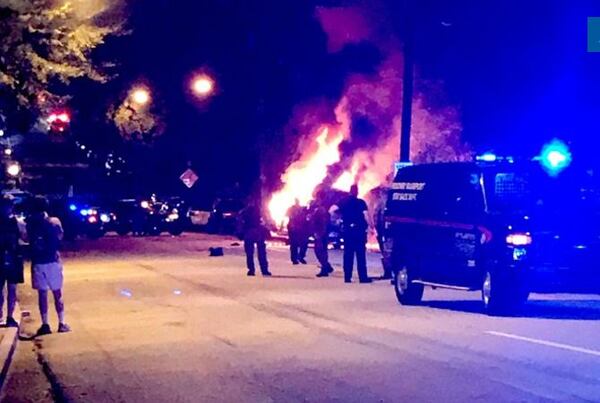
[57,198,111,240]
[207,198,244,234]
[110,197,187,236]
[110,199,139,236]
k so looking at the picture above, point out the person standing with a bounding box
[238,200,271,277]
[0,196,24,327]
[287,199,308,265]
[373,191,392,280]
[340,185,372,283]
[26,197,70,335]
[311,200,334,277]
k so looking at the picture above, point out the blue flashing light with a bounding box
[476,153,497,162]
[80,209,88,216]
[69,204,77,211]
[538,139,572,176]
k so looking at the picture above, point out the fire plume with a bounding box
[268,126,345,226]
[266,4,471,227]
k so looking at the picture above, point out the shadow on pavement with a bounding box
[423,298,600,320]
[268,275,316,280]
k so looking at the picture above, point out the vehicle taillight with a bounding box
[506,233,532,246]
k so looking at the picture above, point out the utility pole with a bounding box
[400,0,414,163]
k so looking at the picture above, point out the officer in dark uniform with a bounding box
[374,192,392,279]
[311,200,334,277]
[0,196,24,327]
[339,185,371,283]
[287,199,309,265]
[238,200,271,277]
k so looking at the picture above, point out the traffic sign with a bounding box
[180,169,199,188]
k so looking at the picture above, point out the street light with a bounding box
[4,148,12,156]
[6,162,21,177]
[131,87,151,106]
[191,75,215,97]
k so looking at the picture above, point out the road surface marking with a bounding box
[486,331,600,358]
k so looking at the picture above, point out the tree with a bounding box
[109,96,164,142]
[0,0,122,130]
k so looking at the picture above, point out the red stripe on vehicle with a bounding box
[385,216,493,244]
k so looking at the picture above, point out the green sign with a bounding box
[588,17,600,52]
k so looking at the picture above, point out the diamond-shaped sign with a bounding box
[180,169,199,188]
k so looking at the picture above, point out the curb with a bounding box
[0,305,22,396]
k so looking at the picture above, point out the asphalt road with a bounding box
[3,233,600,402]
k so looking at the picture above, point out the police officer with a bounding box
[374,190,392,280]
[238,199,271,277]
[287,199,309,265]
[340,185,371,283]
[311,200,334,277]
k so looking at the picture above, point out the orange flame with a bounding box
[268,126,345,226]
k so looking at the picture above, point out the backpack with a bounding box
[29,218,60,264]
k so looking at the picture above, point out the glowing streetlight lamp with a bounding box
[131,87,151,106]
[6,162,21,177]
[191,75,215,97]
[4,148,12,156]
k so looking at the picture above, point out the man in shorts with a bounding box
[0,196,24,327]
[26,197,69,335]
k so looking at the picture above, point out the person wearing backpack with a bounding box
[0,196,25,327]
[26,197,70,335]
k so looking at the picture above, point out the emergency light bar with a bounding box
[475,153,514,163]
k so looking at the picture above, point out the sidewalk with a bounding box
[0,307,22,395]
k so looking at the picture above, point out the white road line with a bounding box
[485,331,600,358]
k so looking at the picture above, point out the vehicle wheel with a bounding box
[206,220,217,234]
[87,229,105,240]
[482,270,529,316]
[116,226,130,236]
[168,226,184,236]
[148,226,161,236]
[394,264,424,305]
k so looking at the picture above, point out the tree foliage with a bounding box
[109,93,164,143]
[0,0,122,124]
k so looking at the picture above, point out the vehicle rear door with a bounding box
[418,166,485,287]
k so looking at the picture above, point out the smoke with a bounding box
[69,0,122,17]
[267,2,471,224]
[317,4,470,192]
[315,6,377,53]
[69,0,128,29]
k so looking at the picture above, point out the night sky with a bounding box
[70,0,600,199]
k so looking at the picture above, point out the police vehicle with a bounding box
[383,145,599,314]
